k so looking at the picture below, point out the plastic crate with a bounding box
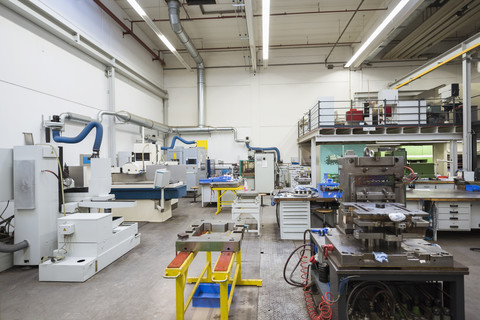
[192,283,233,308]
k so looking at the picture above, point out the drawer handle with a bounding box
[449,205,458,208]
[449,211,458,214]
[450,225,459,229]
[449,217,458,220]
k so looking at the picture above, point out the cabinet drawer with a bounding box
[281,217,309,225]
[417,184,435,189]
[281,212,309,218]
[437,206,470,215]
[438,219,471,231]
[280,226,310,240]
[436,202,470,209]
[435,184,455,190]
[281,226,310,234]
[437,212,470,220]
[280,202,310,209]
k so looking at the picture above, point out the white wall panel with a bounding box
[0,4,166,166]
[35,0,164,85]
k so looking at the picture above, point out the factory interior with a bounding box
[2,0,480,319]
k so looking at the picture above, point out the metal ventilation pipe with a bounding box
[97,111,171,133]
[167,0,205,128]
[0,240,29,253]
[170,126,249,143]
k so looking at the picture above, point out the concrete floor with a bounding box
[0,198,479,320]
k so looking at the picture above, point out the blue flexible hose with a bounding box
[52,121,103,154]
[161,136,195,150]
[245,142,281,162]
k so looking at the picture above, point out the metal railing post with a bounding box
[383,99,387,126]
[318,101,321,129]
[350,100,353,128]
[452,96,456,125]
[418,100,421,126]
[308,109,311,132]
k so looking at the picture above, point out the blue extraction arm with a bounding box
[52,121,103,157]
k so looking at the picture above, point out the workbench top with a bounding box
[406,189,480,201]
[414,180,455,184]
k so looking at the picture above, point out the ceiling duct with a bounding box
[167,0,205,128]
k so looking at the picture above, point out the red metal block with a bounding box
[214,252,234,272]
[168,251,190,268]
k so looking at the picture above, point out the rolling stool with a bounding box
[191,186,199,203]
[315,208,333,227]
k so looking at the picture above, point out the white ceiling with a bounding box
[112,0,480,68]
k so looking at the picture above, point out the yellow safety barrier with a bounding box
[164,250,262,320]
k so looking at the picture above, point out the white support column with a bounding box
[450,140,458,177]
[163,99,169,151]
[107,66,116,166]
[311,138,317,186]
[463,52,473,171]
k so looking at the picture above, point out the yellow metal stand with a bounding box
[164,250,262,320]
[212,186,244,215]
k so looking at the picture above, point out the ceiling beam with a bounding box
[389,31,480,89]
[128,8,388,23]
[346,0,424,69]
[93,0,165,65]
[325,0,364,64]
[159,41,360,53]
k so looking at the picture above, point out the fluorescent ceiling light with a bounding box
[159,35,176,52]
[262,0,270,67]
[126,0,192,70]
[127,0,147,18]
[345,0,410,68]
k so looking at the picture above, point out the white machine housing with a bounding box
[89,158,113,199]
[154,169,171,188]
[39,213,140,282]
[13,146,59,265]
[254,153,275,193]
[122,143,158,174]
[167,147,207,191]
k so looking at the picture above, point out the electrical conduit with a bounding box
[52,121,103,156]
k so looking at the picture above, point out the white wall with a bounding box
[165,52,466,164]
[0,1,165,166]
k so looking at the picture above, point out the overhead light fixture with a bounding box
[126,0,147,17]
[262,0,270,68]
[126,0,192,70]
[345,0,411,68]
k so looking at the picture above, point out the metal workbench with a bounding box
[406,189,480,240]
[310,233,469,320]
[273,192,340,239]
[406,189,480,202]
